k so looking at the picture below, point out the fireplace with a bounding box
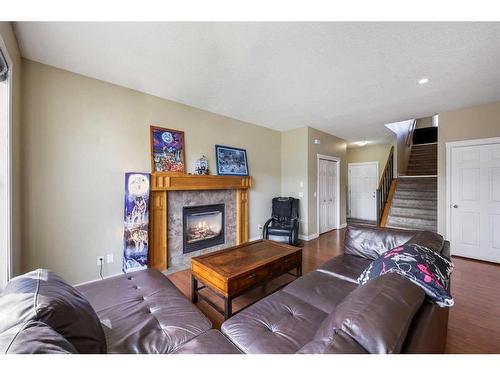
[183,204,225,254]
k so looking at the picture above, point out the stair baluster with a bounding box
[376,146,394,225]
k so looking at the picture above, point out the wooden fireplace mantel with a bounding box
[149,173,253,270]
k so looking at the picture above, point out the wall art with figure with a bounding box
[150,126,186,173]
[123,173,150,273]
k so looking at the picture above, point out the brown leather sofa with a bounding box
[221,225,451,354]
[0,225,450,354]
[0,268,240,354]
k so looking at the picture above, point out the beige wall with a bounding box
[394,121,413,176]
[0,22,23,276]
[22,60,282,284]
[416,116,433,129]
[281,127,308,236]
[347,143,392,178]
[437,100,500,235]
[307,127,347,235]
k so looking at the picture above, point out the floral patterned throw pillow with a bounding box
[357,243,454,307]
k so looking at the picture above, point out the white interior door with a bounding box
[348,162,378,221]
[450,142,500,263]
[318,158,337,234]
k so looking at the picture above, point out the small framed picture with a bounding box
[215,145,249,176]
[150,126,186,173]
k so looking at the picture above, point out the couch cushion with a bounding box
[282,270,357,313]
[1,321,78,354]
[0,269,106,353]
[314,273,425,354]
[221,290,327,354]
[344,225,416,260]
[173,329,241,354]
[316,254,371,284]
[297,329,368,354]
[407,231,445,254]
[77,269,211,354]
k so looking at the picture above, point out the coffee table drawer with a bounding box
[230,268,271,295]
[272,253,301,276]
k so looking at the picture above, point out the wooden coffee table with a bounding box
[191,239,302,319]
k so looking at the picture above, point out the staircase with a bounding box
[386,139,438,232]
[406,143,438,175]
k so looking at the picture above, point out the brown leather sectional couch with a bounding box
[0,225,451,354]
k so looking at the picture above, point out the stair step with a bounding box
[391,198,437,209]
[406,170,437,175]
[386,215,437,232]
[397,177,437,184]
[394,190,437,200]
[389,206,437,218]
[411,143,437,148]
[408,159,437,164]
[396,185,436,192]
[410,151,437,157]
[408,160,437,165]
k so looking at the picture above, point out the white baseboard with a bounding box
[299,233,319,241]
[338,222,347,229]
[248,235,262,242]
[73,271,124,287]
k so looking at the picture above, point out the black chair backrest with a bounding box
[271,197,299,222]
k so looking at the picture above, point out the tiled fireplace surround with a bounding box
[167,190,237,272]
[148,174,251,272]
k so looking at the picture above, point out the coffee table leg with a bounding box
[224,297,232,320]
[191,275,198,304]
[297,263,302,277]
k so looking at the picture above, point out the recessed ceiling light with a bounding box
[418,77,429,85]
[356,141,368,147]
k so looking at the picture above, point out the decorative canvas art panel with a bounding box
[215,145,249,176]
[150,126,186,173]
[123,173,150,273]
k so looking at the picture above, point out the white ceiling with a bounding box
[13,22,500,142]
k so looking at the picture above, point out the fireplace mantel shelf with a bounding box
[151,173,252,191]
[149,173,252,271]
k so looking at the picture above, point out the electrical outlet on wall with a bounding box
[106,254,114,264]
[257,224,263,230]
[96,256,104,266]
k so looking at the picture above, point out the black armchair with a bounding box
[262,197,300,245]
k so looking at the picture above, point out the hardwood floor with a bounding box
[167,228,500,353]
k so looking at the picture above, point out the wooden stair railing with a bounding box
[376,146,394,225]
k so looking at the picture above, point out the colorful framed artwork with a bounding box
[123,172,150,273]
[150,126,186,173]
[215,145,249,176]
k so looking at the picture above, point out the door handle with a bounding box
[453,204,458,208]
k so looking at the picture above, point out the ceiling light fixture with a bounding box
[418,77,429,85]
[356,141,368,147]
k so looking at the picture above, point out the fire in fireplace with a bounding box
[183,204,225,253]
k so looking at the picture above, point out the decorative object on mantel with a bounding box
[215,144,249,176]
[194,155,209,175]
[122,173,150,273]
[150,126,186,173]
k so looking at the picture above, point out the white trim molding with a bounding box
[73,272,124,287]
[316,154,341,236]
[445,136,500,241]
[0,36,13,288]
[299,233,319,241]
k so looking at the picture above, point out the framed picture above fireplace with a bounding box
[215,145,249,176]
[150,126,186,173]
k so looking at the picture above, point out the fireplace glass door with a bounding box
[183,204,225,253]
